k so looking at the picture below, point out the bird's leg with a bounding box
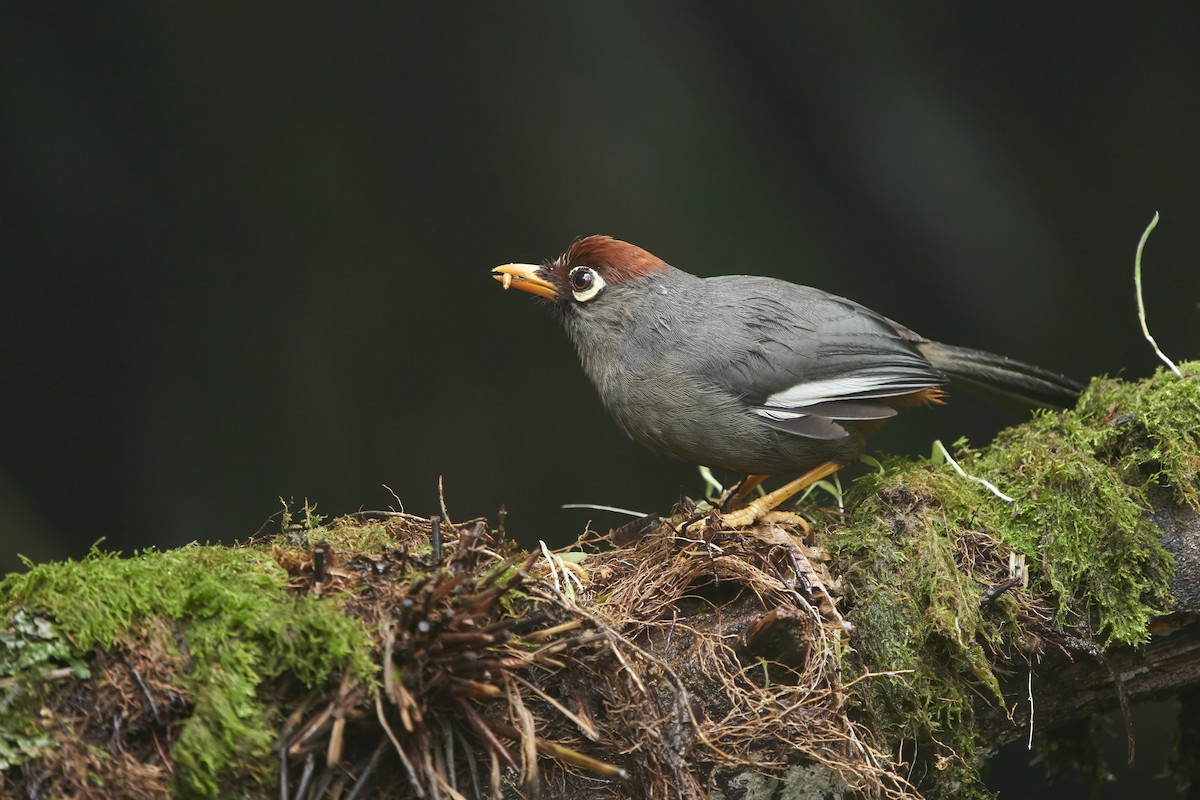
[721,474,767,509]
[719,461,843,528]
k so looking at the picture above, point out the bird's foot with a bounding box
[717,461,843,528]
[760,510,811,533]
[717,473,768,511]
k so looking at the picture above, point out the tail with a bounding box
[917,341,1084,412]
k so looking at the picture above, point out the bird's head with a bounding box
[492,235,668,310]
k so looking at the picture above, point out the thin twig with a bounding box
[343,739,389,800]
[382,483,406,514]
[979,577,1022,608]
[122,654,162,726]
[538,541,563,594]
[561,503,648,517]
[511,673,599,741]
[933,440,1013,503]
[293,753,316,800]
[439,475,456,530]
[1133,211,1181,376]
[343,510,428,523]
[1026,669,1034,751]
[376,691,425,798]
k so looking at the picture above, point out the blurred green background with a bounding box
[2,5,1198,796]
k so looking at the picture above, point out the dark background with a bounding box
[2,4,1197,797]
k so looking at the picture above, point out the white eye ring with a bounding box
[568,265,606,302]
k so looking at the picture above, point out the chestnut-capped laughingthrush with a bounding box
[492,236,1082,525]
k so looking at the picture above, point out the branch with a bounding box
[1,364,1197,799]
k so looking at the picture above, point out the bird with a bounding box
[491,236,1083,526]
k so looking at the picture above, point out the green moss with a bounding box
[279,501,412,555]
[967,364,1197,644]
[829,363,1198,797]
[0,543,375,798]
[1075,364,1200,511]
[830,466,1017,798]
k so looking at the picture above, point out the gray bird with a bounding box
[492,236,1082,524]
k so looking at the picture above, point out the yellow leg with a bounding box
[724,474,767,508]
[720,461,843,528]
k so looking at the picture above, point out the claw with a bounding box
[719,461,842,528]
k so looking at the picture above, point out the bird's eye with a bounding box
[568,266,606,302]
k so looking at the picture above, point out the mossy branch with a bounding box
[2,365,1199,799]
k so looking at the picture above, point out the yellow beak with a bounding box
[491,263,560,301]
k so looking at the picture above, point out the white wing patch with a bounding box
[755,408,806,421]
[760,375,936,409]
[750,372,941,440]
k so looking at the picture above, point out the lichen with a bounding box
[0,610,88,770]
